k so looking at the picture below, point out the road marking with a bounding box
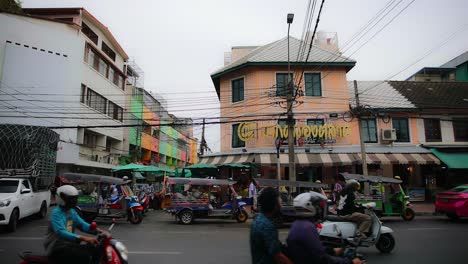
[0,236,43,240]
[407,227,446,231]
[129,251,182,255]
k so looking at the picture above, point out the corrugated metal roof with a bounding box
[348,81,416,109]
[211,37,355,77]
[441,50,468,68]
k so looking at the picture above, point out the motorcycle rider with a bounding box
[337,179,372,239]
[44,185,104,264]
[287,191,363,264]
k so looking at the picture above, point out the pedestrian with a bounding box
[249,178,258,211]
[337,180,372,239]
[250,187,292,264]
[333,175,345,204]
[313,180,327,197]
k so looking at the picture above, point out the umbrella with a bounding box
[185,163,217,169]
[113,163,147,172]
[134,172,145,180]
[175,168,192,178]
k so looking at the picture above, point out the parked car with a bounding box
[435,184,468,219]
[0,178,50,232]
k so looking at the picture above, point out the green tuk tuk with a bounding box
[341,172,415,221]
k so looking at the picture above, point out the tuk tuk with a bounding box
[254,178,329,225]
[165,177,248,224]
[340,172,415,221]
[62,173,144,224]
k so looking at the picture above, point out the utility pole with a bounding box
[286,13,296,183]
[199,118,206,156]
[353,80,368,175]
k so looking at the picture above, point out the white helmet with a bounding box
[293,191,328,219]
[56,185,79,208]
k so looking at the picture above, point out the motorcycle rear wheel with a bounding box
[129,210,143,224]
[376,233,395,253]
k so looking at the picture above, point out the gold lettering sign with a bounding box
[237,122,351,142]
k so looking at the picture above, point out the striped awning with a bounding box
[198,152,440,166]
[198,154,256,165]
[354,153,440,165]
[257,153,357,166]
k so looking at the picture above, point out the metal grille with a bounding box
[0,125,59,179]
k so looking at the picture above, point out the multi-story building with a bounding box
[124,76,198,170]
[0,8,128,175]
[203,35,442,200]
[406,50,468,82]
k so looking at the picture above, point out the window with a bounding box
[83,131,97,148]
[424,119,441,142]
[85,44,125,90]
[276,73,293,97]
[453,118,468,141]
[231,78,244,103]
[105,137,112,152]
[392,118,410,142]
[22,180,30,190]
[143,121,151,135]
[307,119,324,126]
[232,123,245,148]
[80,84,86,103]
[304,73,322,96]
[86,88,107,114]
[108,101,123,122]
[101,42,116,61]
[82,22,98,44]
[360,119,378,143]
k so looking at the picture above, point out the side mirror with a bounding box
[21,188,31,194]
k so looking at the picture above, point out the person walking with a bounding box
[250,187,292,264]
[249,179,258,212]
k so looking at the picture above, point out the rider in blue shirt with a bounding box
[44,185,103,264]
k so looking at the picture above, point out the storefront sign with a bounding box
[237,122,351,143]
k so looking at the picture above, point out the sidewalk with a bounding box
[411,202,435,216]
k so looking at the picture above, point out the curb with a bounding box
[415,212,436,216]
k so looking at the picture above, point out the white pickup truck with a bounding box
[0,177,50,232]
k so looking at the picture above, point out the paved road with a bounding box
[1,210,466,263]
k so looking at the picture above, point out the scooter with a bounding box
[319,202,396,253]
[19,219,129,264]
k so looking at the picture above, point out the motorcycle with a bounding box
[137,191,150,215]
[19,219,129,264]
[319,202,396,254]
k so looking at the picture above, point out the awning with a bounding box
[134,172,145,180]
[354,153,440,165]
[199,154,256,165]
[430,148,468,169]
[257,153,357,166]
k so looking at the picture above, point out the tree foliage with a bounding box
[0,0,23,14]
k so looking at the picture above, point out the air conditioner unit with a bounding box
[382,129,397,141]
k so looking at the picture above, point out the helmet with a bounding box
[56,185,79,209]
[293,191,328,219]
[394,176,401,180]
[346,179,361,191]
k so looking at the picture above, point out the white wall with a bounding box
[0,13,127,167]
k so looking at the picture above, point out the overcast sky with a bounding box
[22,0,468,152]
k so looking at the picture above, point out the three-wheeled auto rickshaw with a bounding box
[254,178,329,226]
[165,177,249,224]
[62,173,144,224]
[340,172,415,221]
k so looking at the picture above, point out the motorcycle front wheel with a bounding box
[129,210,143,224]
[236,209,248,223]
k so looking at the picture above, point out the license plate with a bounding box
[99,208,109,214]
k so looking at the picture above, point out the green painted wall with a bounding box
[131,97,144,119]
[455,62,468,81]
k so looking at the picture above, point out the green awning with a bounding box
[113,163,147,171]
[185,163,217,169]
[175,168,192,177]
[218,163,251,168]
[431,148,468,169]
[137,165,162,172]
[134,172,145,179]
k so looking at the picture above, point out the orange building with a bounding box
[203,36,440,194]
